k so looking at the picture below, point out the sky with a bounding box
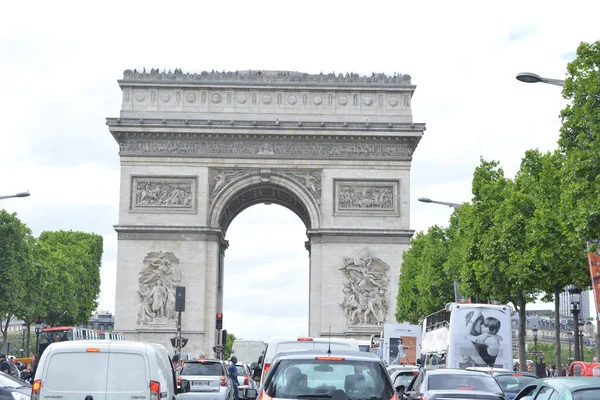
[1,0,599,341]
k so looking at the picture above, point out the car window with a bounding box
[427,373,502,392]
[408,371,424,392]
[496,374,537,392]
[514,384,538,400]
[265,359,393,399]
[393,372,418,389]
[534,386,557,400]
[106,353,147,391]
[44,352,109,391]
[573,388,600,400]
[0,371,28,388]
[236,366,245,375]
[181,361,224,376]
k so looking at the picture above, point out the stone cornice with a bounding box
[106,117,425,133]
[114,225,227,246]
[308,228,415,238]
[120,69,413,88]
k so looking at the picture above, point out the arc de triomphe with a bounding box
[107,69,424,356]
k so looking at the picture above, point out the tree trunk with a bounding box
[25,322,31,357]
[554,285,562,373]
[518,289,527,372]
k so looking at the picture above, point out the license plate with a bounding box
[192,380,210,386]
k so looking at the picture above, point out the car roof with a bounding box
[185,359,223,363]
[534,377,600,390]
[272,349,380,361]
[492,371,538,378]
[44,339,151,352]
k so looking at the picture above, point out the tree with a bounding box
[396,226,455,323]
[458,159,542,371]
[0,210,34,353]
[36,231,103,326]
[558,40,600,360]
[224,332,237,360]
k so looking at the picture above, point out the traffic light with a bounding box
[175,286,186,312]
[216,313,223,330]
[222,329,227,349]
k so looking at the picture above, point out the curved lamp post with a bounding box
[418,197,462,209]
[0,191,30,200]
[516,72,565,87]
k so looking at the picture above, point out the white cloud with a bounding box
[2,0,599,340]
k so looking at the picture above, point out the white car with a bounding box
[177,359,234,400]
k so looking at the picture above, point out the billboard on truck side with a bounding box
[383,323,421,366]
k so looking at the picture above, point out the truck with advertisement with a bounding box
[383,323,422,366]
[420,303,513,370]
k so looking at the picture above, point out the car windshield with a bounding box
[236,365,245,375]
[428,373,502,392]
[495,374,537,393]
[573,388,600,400]
[265,358,393,399]
[181,361,224,376]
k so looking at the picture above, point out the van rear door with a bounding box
[105,351,150,400]
[41,350,110,400]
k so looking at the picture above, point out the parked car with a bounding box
[258,349,393,400]
[0,371,30,400]
[401,368,508,400]
[177,359,234,400]
[514,377,600,400]
[485,371,538,400]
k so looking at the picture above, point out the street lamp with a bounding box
[34,319,42,356]
[532,326,539,364]
[0,191,30,200]
[568,331,573,362]
[418,197,462,209]
[580,331,585,361]
[515,72,565,87]
[568,284,582,361]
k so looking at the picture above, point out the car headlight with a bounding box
[11,392,30,400]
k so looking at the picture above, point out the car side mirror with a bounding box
[395,384,406,394]
[179,379,191,393]
[252,368,262,382]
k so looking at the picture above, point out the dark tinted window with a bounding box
[495,374,537,392]
[181,361,224,376]
[428,373,502,392]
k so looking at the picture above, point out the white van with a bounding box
[258,337,359,385]
[231,340,266,364]
[32,340,191,400]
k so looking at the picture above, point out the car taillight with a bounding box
[297,337,313,341]
[244,374,249,385]
[150,380,160,400]
[31,380,42,400]
[177,375,182,388]
[220,375,227,387]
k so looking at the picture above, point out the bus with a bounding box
[420,303,513,370]
[38,326,99,355]
[98,331,126,340]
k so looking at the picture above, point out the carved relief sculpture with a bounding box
[338,185,394,210]
[285,170,322,203]
[137,251,183,325]
[339,249,390,326]
[209,169,246,199]
[132,177,195,212]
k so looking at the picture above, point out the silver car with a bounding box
[232,363,258,399]
[177,359,234,400]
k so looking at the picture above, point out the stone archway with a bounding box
[108,69,424,357]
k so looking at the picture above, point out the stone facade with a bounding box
[108,69,424,357]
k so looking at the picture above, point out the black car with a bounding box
[400,368,508,400]
[487,371,538,400]
[0,371,31,400]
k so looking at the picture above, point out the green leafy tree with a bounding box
[558,40,600,360]
[224,332,237,360]
[0,210,34,353]
[36,231,103,326]
[396,226,455,323]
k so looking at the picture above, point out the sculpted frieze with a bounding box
[122,69,412,85]
[131,177,196,213]
[119,139,414,159]
[335,180,398,214]
[339,249,390,326]
[209,169,247,200]
[137,251,183,325]
[283,170,321,203]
